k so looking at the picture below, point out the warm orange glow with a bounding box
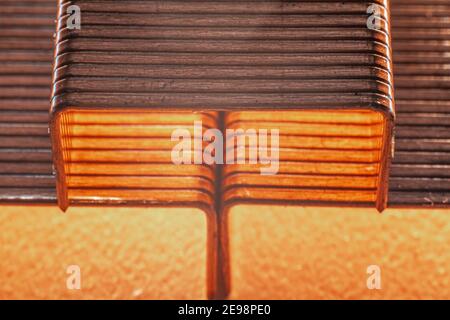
[56,111,217,208]
[224,110,388,208]
[55,109,390,209]
[226,110,385,124]
[0,206,209,299]
[224,188,378,203]
[1,205,448,300]
[226,205,450,300]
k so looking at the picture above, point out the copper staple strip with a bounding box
[388,0,450,207]
[0,0,56,203]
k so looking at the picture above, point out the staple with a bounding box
[0,0,56,203]
[389,0,450,208]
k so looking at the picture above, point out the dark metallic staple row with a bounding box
[388,0,450,207]
[0,0,56,203]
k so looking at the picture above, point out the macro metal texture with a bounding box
[389,0,450,207]
[0,0,449,302]
[51,0,395,212]
[51,1,221,212]
[214,0,395,214]
[52,0,394,112]
[0,0,56,203]
[215,0,395,298]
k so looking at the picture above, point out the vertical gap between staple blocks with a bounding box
[214,111,228,299]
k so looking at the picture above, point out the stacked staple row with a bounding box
[0,0,56,203]
[223,109,389,210]
[389,0,450,207]
[51,0,395,212]
[52,0,220,211]
[54,110,219,211]
[218,0,395,212]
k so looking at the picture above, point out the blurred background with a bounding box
[0,205,448,299]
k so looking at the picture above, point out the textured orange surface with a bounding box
[0,206,208,300]
[1,205,449,299]
[227,206,450,300]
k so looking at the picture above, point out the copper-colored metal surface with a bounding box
[0,0,56,203]
[54,110,218,211]
[52,0,394,112]
[51,1,219,213]
[215,0,395,297]
[388,0,450,207]
[51,0,395,212]
[0,0,449,301]
[216,0,394,219]
[223,110,390,210]
[4,0,450,210]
